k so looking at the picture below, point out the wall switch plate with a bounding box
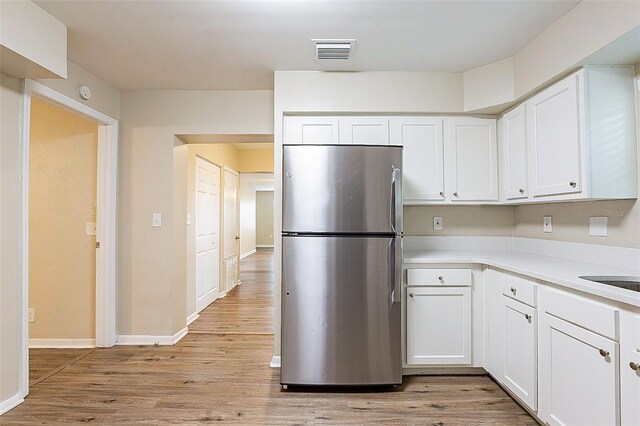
[85,222,97,236]
[543,216,552,233]
[433,216,443,231]
[152,213,162,228]
[186,213,192,225]
[589,216,608,237]
[29,308,35,323]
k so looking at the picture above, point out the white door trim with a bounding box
[19,79,118,399]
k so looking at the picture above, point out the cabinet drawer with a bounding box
[501,272,538,307]
[539,286,619,340]
[407,269,471,286]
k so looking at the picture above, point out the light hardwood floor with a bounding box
[4,248,536,424]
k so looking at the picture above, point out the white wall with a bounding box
[239,177,257,257]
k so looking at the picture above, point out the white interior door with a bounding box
[195,157,220,313]
[223,167,240,293]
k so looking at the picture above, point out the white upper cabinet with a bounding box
[527,72,583,197]
[284,116,339,144]
[499,104,528,200]
[395,118,445,202]
[515,66,637,202]
[446,118,498,201]
[339,117,390,145]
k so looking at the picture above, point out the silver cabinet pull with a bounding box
[510,287,517,295]
[569,181,577,188]
[630,362,639,371]
[439,191,444,197]
[409,293,414,298]
[598,348,609,358]
[519,188,525,194]
[524,314,531,321]
[453,192,459,197]
[438,276,443,281]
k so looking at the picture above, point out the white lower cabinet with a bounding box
[539,312,619,426]
[406,286,471,365]
[620,310,640,426]
[502,296,537,411]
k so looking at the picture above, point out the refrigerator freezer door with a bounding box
[283,145,402,234]
[281,235,402,385]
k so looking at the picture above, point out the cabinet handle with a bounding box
[630,362,639,371]
[409,293,414,298]
[438,276,443,281]
[524,314,531,322]
[439,191,444,197]
[598,348,609,358]
[519,188,525,194]
[453,192,459,198]
[569,181,577,188]
[510,287,517,295]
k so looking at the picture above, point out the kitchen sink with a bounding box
[579,276,640,293]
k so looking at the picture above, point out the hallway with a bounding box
[3,249,535,424]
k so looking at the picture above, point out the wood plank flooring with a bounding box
[4,248,536,424]
[29,348,95,387]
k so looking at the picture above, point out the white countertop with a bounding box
[404,248,640,309]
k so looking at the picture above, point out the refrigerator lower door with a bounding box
[281,235,402,386]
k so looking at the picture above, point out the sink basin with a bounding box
[579,276,640,293]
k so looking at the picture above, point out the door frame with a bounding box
[19,79,118,397]
[223,166,240,294]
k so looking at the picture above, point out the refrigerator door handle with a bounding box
[391,167,402,235]
[391,236,402,304]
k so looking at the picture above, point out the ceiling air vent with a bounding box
[313,39,355,60]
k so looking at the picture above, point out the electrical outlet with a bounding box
[29,308,35,323]
[589,216,608,236]
[433,216,443,231]
[152,213,162,228]
[186,213,192,225]
[543,216,553,233]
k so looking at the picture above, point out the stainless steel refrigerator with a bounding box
[281,144,403,386]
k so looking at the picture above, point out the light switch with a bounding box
[589,216,608,237]
[85,222,96,236]
[433,216,443,231]
[29,309,35,323]
[152,213,162,228]
[186,213,192,225]
[543,216,552,233]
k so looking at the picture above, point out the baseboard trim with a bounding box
[172,327,188,344]
[0,392,24,415]
[117,327,189,346]
[186,312,200,326]
[269,355,281,368]
[29,338,96,349]
[256,245,274,248]
[240,249,257,259]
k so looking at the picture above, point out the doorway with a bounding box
[19,80,118,398]
[223,167,240,295]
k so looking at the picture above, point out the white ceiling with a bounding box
[36,0,580,91]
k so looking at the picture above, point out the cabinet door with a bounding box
[406,287,471,365]
[284,116,339,144]
[339,117,389,145]
[446,118,498,201]
[500,105,528,200]
[539,313,619,426]
[395,118,445,202]
[502,297,537,411]
[527,72,583,197]
[620,310,640,426]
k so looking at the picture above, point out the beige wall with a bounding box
[29,98,98,340]
[118,89,273,336]
[513,65,640,249]
[256,191,274,246]
[1,73,23,401]
[239,177,257,256]
[238,147,274,172]
[405,206,513,237]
